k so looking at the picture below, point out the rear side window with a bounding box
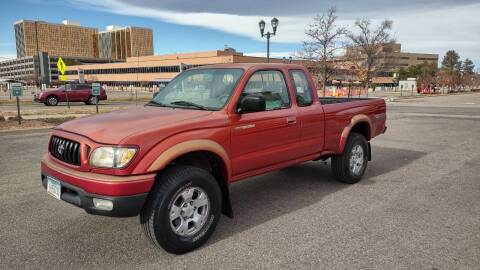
[73,84,89,90]
[242,70,290,110]
[290,70,313,106]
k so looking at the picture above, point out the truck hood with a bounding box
[56,106,213,144]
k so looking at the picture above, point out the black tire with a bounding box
[46,95,58,106]
[331,132,368,184]
[87,96,97,105]
[140,165,222,254]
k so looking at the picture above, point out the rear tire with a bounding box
[140,165,222,254]
[87,96,97,105]
[46,95,58,106]
[331,132,368,184]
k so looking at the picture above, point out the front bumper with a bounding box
[41,173,148,217]
[41,155,155,217]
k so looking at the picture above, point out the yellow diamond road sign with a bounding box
[60,75,66,82]
[57,57,66,75]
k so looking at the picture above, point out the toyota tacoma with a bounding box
[41,63,387,254]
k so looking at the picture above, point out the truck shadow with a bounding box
[210,146,426,244]
[361,145,427,184]
[43,146,426,264]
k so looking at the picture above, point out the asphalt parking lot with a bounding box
[1,93,479,269]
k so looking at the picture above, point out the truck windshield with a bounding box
[151,68,244,110]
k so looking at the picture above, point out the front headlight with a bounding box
[89,147,137,168]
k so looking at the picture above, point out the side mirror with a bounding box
[238,94,265,113]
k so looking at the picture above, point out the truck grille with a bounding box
[49,136,81,166]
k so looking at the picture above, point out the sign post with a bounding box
[65,83,71,109]
[92,83,100,113]
[57,57,69,108]
[8,83,12,100]
[11,82,22,125]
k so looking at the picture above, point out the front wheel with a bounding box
[46,95,58,106]
[140,165,222,254]
[331,132,368,184]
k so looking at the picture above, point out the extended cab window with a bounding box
[290,70,313,106]
[242,70,290,110]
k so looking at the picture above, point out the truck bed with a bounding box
[319,97,372,105]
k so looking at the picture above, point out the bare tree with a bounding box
[346,19,395,90]
[300,6,345,96]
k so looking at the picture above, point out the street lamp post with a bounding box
[258,18,279,63]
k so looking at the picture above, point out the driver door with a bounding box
[230,69,300,176]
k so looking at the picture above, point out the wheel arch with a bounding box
[144,140,233,217]
[338,114,372,154]
[46,94,58,101]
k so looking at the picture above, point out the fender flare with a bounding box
[145,139,231,181]
[338,114,372,154]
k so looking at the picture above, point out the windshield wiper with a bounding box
[170,101,208,110]
[145,100,169,107]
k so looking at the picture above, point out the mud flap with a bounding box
[367,142,372,161]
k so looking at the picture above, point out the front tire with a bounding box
[140,165,222,254]
[331,132,368,184]
[46,95,58,106]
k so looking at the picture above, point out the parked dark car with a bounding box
[34,83,107,106]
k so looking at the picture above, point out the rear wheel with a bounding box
[46,95,58,106]
[140,165,222,254]
[87,96,97,105]
[331,132,368,184]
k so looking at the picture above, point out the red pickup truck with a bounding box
[41,63,386,254]
[34,83,107,106]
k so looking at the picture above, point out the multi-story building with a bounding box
[329,43,439,86]
[14,20,99,58]
[0,53,123,85]
[64,50,304,88]
[342,43,438,71]
[5,20,152,84]
[98,25,153,60]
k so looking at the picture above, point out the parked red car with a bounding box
[41,64,386,254]
[34,83,107,106]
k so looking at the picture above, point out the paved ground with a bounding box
[1,93,479,269]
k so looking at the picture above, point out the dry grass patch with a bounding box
[0,116,78,131]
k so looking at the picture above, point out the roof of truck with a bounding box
[192,63,306,70]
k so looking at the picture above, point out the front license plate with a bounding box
[47,176,61,200]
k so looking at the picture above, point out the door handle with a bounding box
[286,117,296,124]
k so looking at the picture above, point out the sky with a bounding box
[0,0,479,69]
